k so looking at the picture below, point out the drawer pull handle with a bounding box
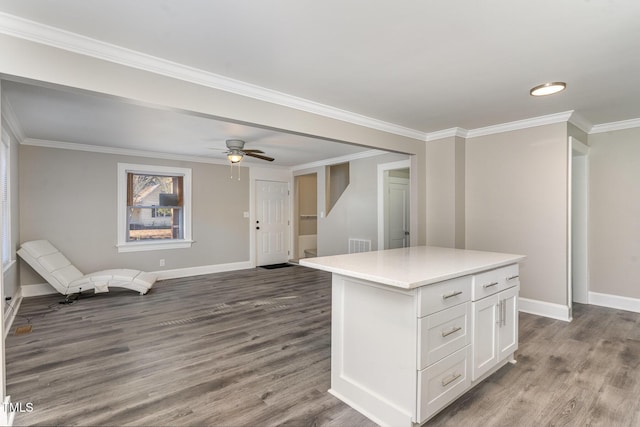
[506,275,520,281]
[442,290,463,300]
[483,281,499,289]
[442,373,462,387]
[442,326,462,337]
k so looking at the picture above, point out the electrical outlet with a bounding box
[159,259,165,267]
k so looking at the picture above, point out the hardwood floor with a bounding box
[6,266,640,426]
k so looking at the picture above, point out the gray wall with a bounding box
[318,152,409,256]
[589,127,640,299]
[465,123,569,306]
[426,136,465,248]
[19,145,250,285]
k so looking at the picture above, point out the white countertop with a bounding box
[299,246,525,289]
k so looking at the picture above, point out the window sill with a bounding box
[116,240,194,253]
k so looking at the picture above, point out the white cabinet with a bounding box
[498,286,519,360]
[309,255,522,427]
[471,266,519,381]
[418,302,471,369]
[417,346,471,421]
[471,292,499,380]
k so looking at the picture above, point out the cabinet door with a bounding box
[498,286,519,360]
[471,294,498,381]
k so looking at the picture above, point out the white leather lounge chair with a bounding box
[18,240,156,296]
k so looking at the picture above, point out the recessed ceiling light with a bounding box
[530,82,566,96]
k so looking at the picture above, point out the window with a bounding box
[117,163,192,252]
[0,130,11,268]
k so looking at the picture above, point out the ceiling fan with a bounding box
[224,139,274,163]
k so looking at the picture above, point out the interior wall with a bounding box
[326,162,349,214]
[465,122,568,306]
[426,135,465,248]
[19,145,250,285]
[589,127,640,299]
[318,152,409,256]
[568,122,589,143]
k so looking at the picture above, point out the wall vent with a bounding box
[348,238,371,254]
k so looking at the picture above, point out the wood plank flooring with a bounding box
[6,265,640,426]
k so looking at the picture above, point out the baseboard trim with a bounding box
[4,287,24,339]
[519,297,572,322]
[20,261,255,298]
[152,261,254,280]
[589,291,640,314]
[20,283,57,298]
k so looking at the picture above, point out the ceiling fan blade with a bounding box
[245,152,275,162]
[242,149,265,154]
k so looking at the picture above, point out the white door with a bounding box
[256,180,290,266]
[386,176,410,249]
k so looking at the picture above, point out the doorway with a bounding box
[568,137,589,312]
[255,180,290,266]
[378,160,411,250]
[293,173,317,260]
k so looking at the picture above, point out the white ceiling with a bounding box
[1,0,639,163]
[1,80,372,167]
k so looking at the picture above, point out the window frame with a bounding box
[0,129,12,270]
[117,163,193,253]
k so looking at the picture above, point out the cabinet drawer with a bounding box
[472,264,519,300]
[418,302,470,370]
[418,276,472,317]
[417,345,471,423]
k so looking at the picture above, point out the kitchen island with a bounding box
[300,246,525,427]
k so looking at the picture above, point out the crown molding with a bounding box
[291,149,387,172]
[0,92,25,141]
[426,127,468,141]
[590,117,640,134]
[5,14,640,147]
[20,137,240,166]
[21,137,384,171]
[0,12,427,142]
[426,111,583,141]
[466,111,574,139]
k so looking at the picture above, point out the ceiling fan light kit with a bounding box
[223,139,275,164]
[227,150,243,163]
[222,139,275,181]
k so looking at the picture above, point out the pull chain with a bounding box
[229,162,241,181]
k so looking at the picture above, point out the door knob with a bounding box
[256,226,260,230]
